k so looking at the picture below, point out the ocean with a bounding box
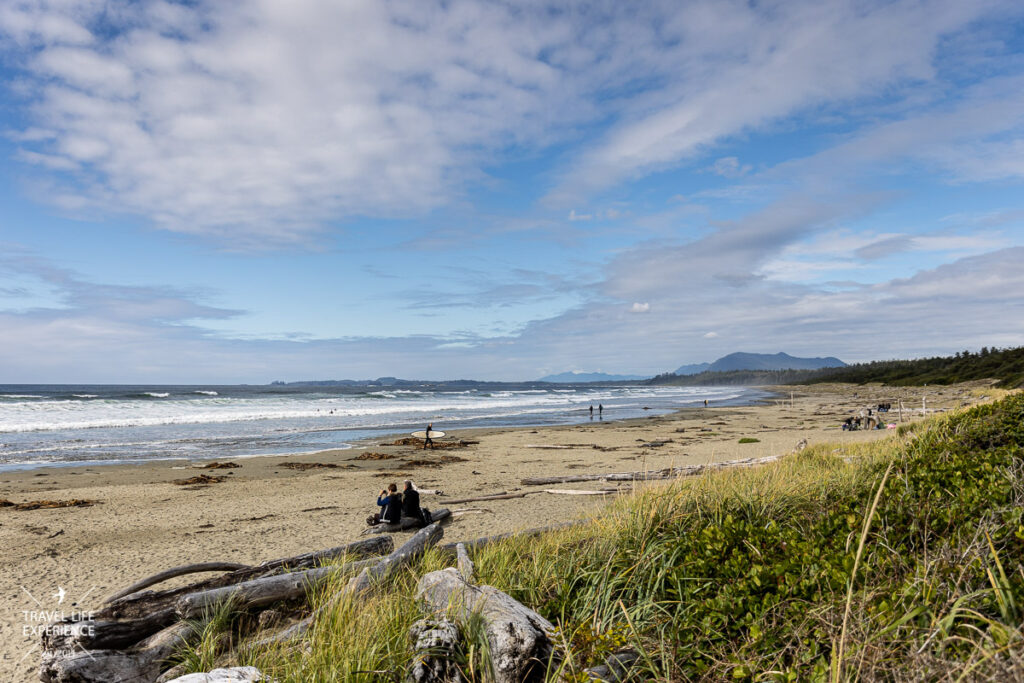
[0,383,766,471]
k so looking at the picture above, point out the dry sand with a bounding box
[0,383,991,680]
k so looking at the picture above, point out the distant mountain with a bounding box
[707,352,846,372]
[674,362,711,375]
[538,371,650,383]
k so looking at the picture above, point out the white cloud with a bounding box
[703,331,718,338]
[630,302,650,313]
[2,0,599,244]
[568,209,592,222]
[546,0,998,204]
[709,156,751,178]
[4,1,1015,246]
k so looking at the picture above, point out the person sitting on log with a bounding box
[402,480,431,527]
[369,483,403,526]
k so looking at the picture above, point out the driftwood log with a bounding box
[406,618,464,683]
[104,561,251,603]
[163,667,265,683]
[103,535,393,618]
[417,568,558,683]
[259,522,448,647]
[347,521,445,596]
[455,542,474,583]
[40,536,395,681]
[362,508,451,535]
[442,489,615,506]
[39,620,196,683]
[443,492,523,504]
[176,554,382,618]
[521,454,782,485]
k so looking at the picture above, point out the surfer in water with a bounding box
[424,423,434,450]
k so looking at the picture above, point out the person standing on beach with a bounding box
[423,423,434,450]
[589,405,594,418]
[598,404,603,415]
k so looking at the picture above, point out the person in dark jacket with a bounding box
[402,480,425,526]
[376,483,402,524]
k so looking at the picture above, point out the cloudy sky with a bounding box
[1,0,1023,383]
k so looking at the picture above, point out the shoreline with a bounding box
[0,383,990,680]
[0,386,773,474]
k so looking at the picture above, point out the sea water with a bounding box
[0,383,766,470]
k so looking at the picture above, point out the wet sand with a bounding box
[0,383,991,680]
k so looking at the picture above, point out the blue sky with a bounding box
[1,0,1023,383]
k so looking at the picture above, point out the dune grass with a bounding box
[175,391,1024,681]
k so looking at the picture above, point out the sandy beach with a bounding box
[0,383,991,681]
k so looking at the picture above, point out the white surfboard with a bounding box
[411,430,445,439]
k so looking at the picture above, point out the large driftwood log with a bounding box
[43,544,391,655]
[406,619,463,683]
[103,536,393,620]
[346,522,445,596]
[176,555,381,618]
[41,607,177,653]
[521,455,782,485]
[105,562,251,603]
[39,620,196,683]
[163,667,265,683]
[362,508,451,535]
[417,568,558,683]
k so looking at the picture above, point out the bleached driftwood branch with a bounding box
[521,454,782,486]
[417,568,558,683]
[104,561,251,603]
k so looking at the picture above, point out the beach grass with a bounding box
[174,390,1024,681]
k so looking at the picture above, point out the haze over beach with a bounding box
[3,2,1024,681]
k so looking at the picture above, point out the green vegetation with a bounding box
[648,346,1024,388]
[648,368,823,386]
[178,392,1024,681]
[804,346,1024,388]
[738,437,761,444]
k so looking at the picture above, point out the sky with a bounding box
[1,0,1023,384]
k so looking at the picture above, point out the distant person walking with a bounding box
[423,423,434,450]
[704,399,708,407]
[598,404,603,416]
[589,405,594,417]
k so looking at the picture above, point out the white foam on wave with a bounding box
[0,385,736,434]
[2,394,47,399]
[146,392,170,398]
[194,390,218,396]
[73,394,99,398]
